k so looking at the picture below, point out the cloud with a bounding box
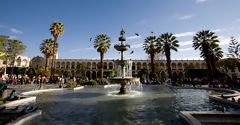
[175,32,195,37]
[126,35,141,40]
[195,0,207,3]
[10,28,23,34]
[9,36,17,39]
[178,47,194,52]
[219,37,231,46]
[179,40,192,46]
[131,43,143,49]
[71,47,93,52]
[179,14,194,20]
[235,18,240,22]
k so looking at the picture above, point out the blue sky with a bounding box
[1,0,240,60]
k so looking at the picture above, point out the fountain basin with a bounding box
[24,86,240,125]
[114,44,130,51]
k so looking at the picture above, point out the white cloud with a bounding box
[179,40,192,46]
[219,38,231,46]
[235,18,240,22]
[179,14,194,20]
[126,35,141,40]
[175,32,195,37]
[10,28,23,34]
[195,0,207,3]
[71,47,93,52]
[178,47,194,52]
[131,43,143,49]
[9,36,16,39]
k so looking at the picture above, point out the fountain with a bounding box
[107,28,141,94]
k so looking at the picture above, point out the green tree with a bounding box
[93,34,111,81]
[0,35,9,60]
[6,40,26,75]
[64,70,72,78]
[143,36,160,79]
[49,21,64,75]
[193,30,223,80]
[104,70,115,78]
[40,38,56,72]
[228,37,240,59]
[76,62,87,77]
[158,32,179,79]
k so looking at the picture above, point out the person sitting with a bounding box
[6,90,20,101]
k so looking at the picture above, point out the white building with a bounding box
[30,56,240,79]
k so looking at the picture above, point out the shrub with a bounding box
[97,78,108,85]
[66,79,77,88]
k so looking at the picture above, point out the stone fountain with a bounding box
[108,29,141,94]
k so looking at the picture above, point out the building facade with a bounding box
[30,56,240,79]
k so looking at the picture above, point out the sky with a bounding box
[1,0,240,60]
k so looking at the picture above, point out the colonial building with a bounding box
[30,56,240,79]
[0,55,30,68]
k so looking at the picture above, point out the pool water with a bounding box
[25,85,240,125]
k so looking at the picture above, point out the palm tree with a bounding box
[49,21,64,75]
[40,38,56,72]
[143,36,160,79]
[158,32,179,79]
[93,34,111,81]
[193,30,223,80]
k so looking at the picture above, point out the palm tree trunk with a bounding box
[150,53,155,79]
[100,52,104,81]
[165,49,172,79]
[51,37,58,76]
[45,56,50,72]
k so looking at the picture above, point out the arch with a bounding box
[87,62,91,69]
[61,62,65,69]
[56,62,61,68]
[97,62,101,69]
[22,59,28,67]
[132,62,136,70]
[109,62,113,69]
[86,71,91,80]
[137,62,141,70]
[172,63,176,70]
[189,63,194,67]
[16,57,21,66]
[92,71,97,79]
[66,62,70,69]
[183,63,188,69]
[195,63,200,69]
[71,62,75,69]
[177,63,182,70]
[92,62,97,69]
[104,62,107,69]
[143,63,147,69]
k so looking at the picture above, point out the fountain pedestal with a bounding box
[108,28,141,94]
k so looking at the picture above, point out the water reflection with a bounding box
[25,86,240,125]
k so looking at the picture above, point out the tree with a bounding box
[192,30,223,80]
[40,38,56,72]
[0,35,9,60]
[228,37,240,59]
[64,70,72,78]
[6,40,26,75]
[76,62,87,78]
[49,21,64,75]
[104,70,115,78]
[93,34,111,81]
[158,32,179,79]
[143,36,160,79]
